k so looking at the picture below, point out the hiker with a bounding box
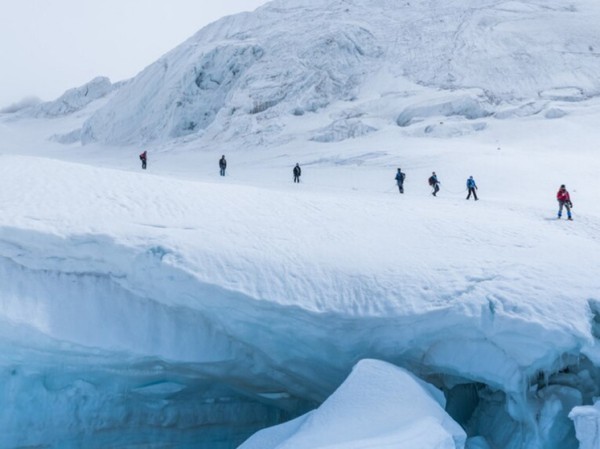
[293,163,302,183]
[557,184,573,220]
[428,172,440,196]
[139,151,147,170]
[395,168,406,194]
[219,155,227,176]
[466,176,478,201]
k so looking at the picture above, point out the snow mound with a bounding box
[540,88,587,102]
[396,95,492,127]
[311,119,377,142]
[49,128,82,144]
[239,359,466,449]
[76,0,600,145]
[419,121,487,138]
[569,401,600,449]
[34,77,114,117]
[545,108,568,119]
[494,101,546,119]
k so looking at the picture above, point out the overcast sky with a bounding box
[0,0,270,107]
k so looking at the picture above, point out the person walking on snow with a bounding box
[466,176,478,201]
[395,168,406,194]
[139,151,147,170]
[557,184,573,220]
[293,163,302,183]
[429,172,440,196]
[219,155,227,176]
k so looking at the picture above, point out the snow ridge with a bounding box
[34,77,115,117]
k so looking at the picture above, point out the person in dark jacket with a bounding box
[556,184,573,220]
[395,168,406,194]
[428,172,440,196]
[466,176,478,201]
[293,163,301,183]
[219,155,227,176]
[139,151,147,170]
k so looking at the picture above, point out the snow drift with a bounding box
[239,359,466,449]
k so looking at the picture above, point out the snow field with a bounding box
[2,0,600,447]
[0,146,599,448]
[2,82,600,448]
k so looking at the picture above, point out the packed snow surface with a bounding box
[1,109,600,447]
[2,0,600,448]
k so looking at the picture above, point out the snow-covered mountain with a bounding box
[2,1,600,449]
[74,0,600,147]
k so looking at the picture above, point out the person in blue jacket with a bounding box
[395,168,406,194]
[466,176,478,201]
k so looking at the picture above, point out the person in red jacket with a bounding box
[556,184,572,220]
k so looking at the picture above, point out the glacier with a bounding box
[75,0,600,146]
[2,0,600,448]
[1,148,600,448]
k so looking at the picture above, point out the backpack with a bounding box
[428,176,435,186]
